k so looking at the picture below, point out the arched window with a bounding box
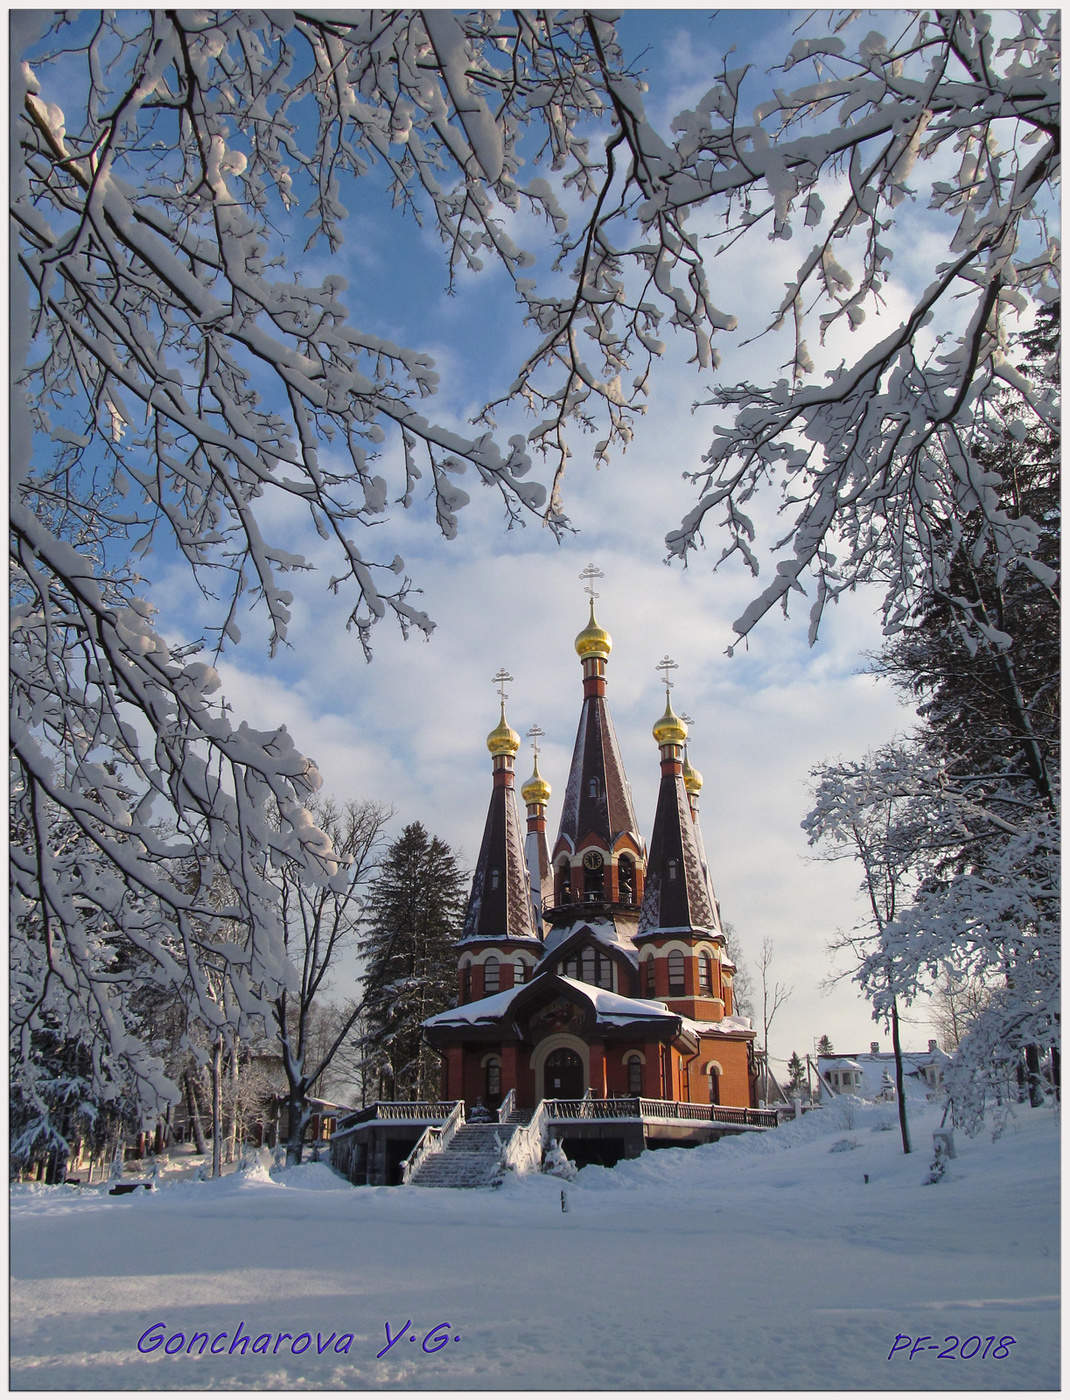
[514,960,528,985]
[483,956,500,994]
[462,963,472,1000]
[581,946,596,985]
[618,855,635,905]
[667,858,679,881]
[626,1055,643,1095]
[588,776,599,798]
[644,958,656,997]
[490,867,500,891]
[698,951,713,995]
[555,859,572,905]
[708,1065,721,1105]
[584,857,604,902]
[667,950,686,996]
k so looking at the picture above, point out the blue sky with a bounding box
[20,9,955,1069]
[196,10,933,1065]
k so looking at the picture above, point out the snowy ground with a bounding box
[11,1097,1059,1391]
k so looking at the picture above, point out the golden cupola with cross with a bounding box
[547,563,644,939]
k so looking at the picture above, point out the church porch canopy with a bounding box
[423,971,694,1052]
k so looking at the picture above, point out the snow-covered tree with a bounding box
[804,750,931,1151]
[271,797,391,1162]
[804,740,1058,1134]
[806,299,1058,1131]
[11,11,1058,1143]
[930,972,995,1053]
[359,824,467,1102]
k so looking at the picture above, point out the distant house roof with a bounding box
[818,1048,949,1100]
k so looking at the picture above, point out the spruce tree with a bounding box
[816,1035,834,1057]
[359,824,467,1102]
[786,1051,806,1095]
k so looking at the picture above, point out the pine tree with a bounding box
[786,1052,806,1096]
[359,824,467,1102]
[816,1035,834,1057]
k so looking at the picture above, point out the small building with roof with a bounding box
[817,1040,951,1101]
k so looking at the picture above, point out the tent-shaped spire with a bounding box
[521,725,552,937]
[459,676,541,947]
[554,578,641,862]
[637,677,718,939]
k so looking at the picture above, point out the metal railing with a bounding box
[501,1099,553,1174]
[538,1097,779,1129]
[400,1099,465,1185]
[332,1100,458,1138]
[497,1088,516,1123]
[501,1096,777,1175]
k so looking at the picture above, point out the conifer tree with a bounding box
[359,824,466,1102]
[786,1052,806,1096]
[816,1036,834,1057]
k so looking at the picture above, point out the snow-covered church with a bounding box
[422,585,758,1113]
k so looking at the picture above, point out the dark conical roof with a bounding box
[556,692,641,852]
[638,765,718,937]
[460,771,540,945]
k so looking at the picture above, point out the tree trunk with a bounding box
[225,1035,239,1164]
[891,999,911,1154]
[285,1088,311,1166]
[184,1071,208,1155]
[211,1035,223,1178]
[1025,1044,1044,1107]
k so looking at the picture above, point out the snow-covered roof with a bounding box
[555,976,677,1024]
[681,1014,754,1038]
[541,917,639,962]
[424,984,525,1027]
[423,974,678,1031]
[818,1050,948,1101]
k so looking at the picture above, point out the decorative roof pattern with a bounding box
[557,695,641,853]
[460,778,539,944]
[638,767,718,937]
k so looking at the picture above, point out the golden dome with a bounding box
[521,753,551,806]
[574,599,612,660]
[683,755,703,795]
[653,696,688,747]
[486,702,521,757]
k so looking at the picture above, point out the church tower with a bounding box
[547,565,644,947]
[456,671,543,1004]
[521,726,552,939]
[636,659,732,1023]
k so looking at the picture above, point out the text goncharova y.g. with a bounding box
[137,1319,462,1359]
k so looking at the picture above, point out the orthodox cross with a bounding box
[527,723,544,758]
[491,667,514,704]
[656,654,678,698]
[679,711,693,759]
[579,562,604,600]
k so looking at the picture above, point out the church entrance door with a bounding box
[545,1048,585,1098]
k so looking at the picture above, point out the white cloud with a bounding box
[130,10,948,1066]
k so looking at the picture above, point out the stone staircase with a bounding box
[408,1114,527,1189]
